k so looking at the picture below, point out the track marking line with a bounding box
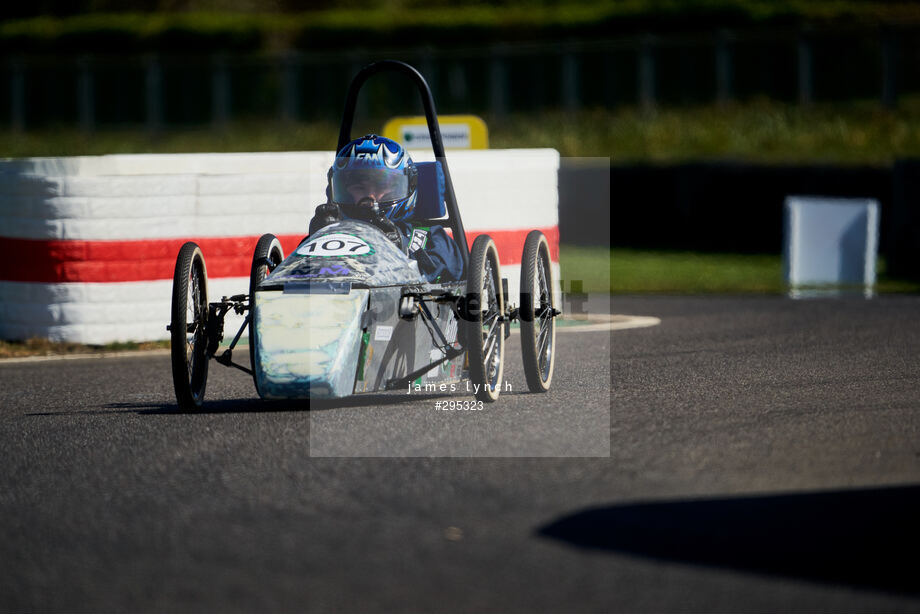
[510,313,660,334]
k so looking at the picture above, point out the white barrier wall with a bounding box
[0,149,560,344]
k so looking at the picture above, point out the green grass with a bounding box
[560,245,920,294]
[0,119,340,158]
[492,99,920,163]
[0,338,169,359]
[4,99,920,163]
[611,248,784,293]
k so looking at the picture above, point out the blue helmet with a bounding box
[328,134,418,222]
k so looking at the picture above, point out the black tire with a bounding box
[249,234,284,390]
[170,242,209,410]
[520,230,557,392]
[463,235,505,402]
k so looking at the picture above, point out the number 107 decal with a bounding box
[296,233,375,257]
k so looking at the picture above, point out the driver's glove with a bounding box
[309,203,341,235]
[372,211,406,252]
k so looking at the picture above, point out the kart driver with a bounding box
[308,134,464,283]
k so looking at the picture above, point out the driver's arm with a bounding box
[412,226,464,282]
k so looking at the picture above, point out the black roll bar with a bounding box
[336,60,470,269]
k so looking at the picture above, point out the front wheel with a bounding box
[170,242,209,410]
[249,234,284,390]
[463,235,505,402]
[520,230,557,392]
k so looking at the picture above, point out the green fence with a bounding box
[2,26,918,132]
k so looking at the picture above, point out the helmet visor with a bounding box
[331,168,409,206]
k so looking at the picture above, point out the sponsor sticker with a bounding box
[409,228,428,254]
[445,318,458,344]
[427,349,443,378]
[374,325,393,342]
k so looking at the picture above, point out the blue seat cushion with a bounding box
[413,161,446,220]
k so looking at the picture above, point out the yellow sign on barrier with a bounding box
[383,115,488,150]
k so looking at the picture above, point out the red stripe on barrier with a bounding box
[0,227,558,283]
[465,227,559,266]
[0,235,306,283]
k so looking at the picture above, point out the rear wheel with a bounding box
[519,230,557,392]
[170,242,209,410]
[249,234,284,389]
[463,235,505,402]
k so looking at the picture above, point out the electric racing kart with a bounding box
[168,60,560,410]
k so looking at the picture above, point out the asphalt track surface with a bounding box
[1,295,919,613]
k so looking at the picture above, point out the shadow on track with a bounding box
[92,392,450,415]
[538,484,920,595]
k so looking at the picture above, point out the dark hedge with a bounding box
[0,2,918,54]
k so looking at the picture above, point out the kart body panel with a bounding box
[254,288,369,399]
[252,220,466,399]
[267,220,426,287]
[354,284,466,396]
